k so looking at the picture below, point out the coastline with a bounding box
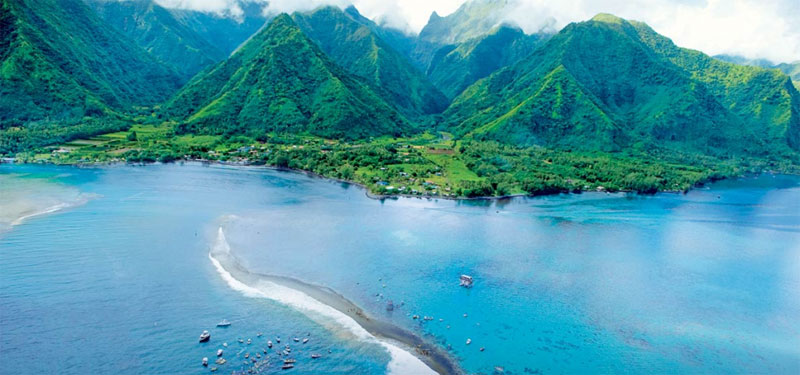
[209,227,463,375]
[2,158,734,202]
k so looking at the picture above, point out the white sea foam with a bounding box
[11,202,76,226]
[0,173,96,232]
[209,227,435,375]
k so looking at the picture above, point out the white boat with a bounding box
[199,330,211,342]
[267,340,273,348]
[466,338,472,345]
[202,357,208,366]
[216,319,231,327]
[216,349,223,357]
[302,338,308,344]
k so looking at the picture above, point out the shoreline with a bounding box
[209,231,463,375]
[2,158,745,202]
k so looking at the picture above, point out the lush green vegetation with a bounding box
[0,0,181,129]
[411,0,514,69]
[427,25,547,99]
[86,0,224,79]
[86,0,269,80]
[444,14,800,155]
[13,123,798,198]
[162,15,410,140]
[2,1,799,199]
[292,6,448,119]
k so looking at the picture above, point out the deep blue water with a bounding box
[1,163,798,374]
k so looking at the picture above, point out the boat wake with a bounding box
[209,226,458,375]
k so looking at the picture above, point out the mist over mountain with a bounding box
[443,14,800,154]
[3,0,799,164]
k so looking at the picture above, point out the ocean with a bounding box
[1,163,798,374]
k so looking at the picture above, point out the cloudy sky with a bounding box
[155,0,800,63]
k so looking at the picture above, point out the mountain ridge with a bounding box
[163,14,410,140]
[443,13,800,154]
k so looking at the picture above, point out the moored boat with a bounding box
[216,319,231,327]
[199,330,211,342]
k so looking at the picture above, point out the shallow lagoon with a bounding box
[1,163,798,374]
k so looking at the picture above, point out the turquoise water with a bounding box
[1,163,798,374]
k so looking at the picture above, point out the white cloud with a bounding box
[151,0,800,63]
[501,0,800,63]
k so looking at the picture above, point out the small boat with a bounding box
[215,358,226,365]
[246,338,252,344]
[238,338,244,344]
[199,330,211,342]
[216,349,223,357]
[460,274,474,288]
[494,366,505,373]
[257,332,262,337]
[276,337,281,343]
[223,342,228,347]
[216,319,231,327]
[281,364,294,370]
[267,340,273,348]
[202,357,208,366]
[302,338,308,344]
[466,338,472,345]
[480,347,485,352]
[284,359,296,364]
[245,353,250,358]
[293,338,299,342]
[210,367,218,372]
[311,354,321,359]
[386,300,394,311]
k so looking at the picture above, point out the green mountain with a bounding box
[341,6,416,60]
[85,0,225,79]
[1,0,181,128]
[163,14,410,140]
[427,25,545,98]
[714,55,800,91]
[291,6,448,119]
[713,54,775,68]
[412,0,512,69]
[167,2,269,57]
[630,20,800,151]
[443,14,800,154]
[775,62,800,82]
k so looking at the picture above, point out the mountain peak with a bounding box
[591,13,626,24]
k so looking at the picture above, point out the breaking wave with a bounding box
[209,226,455,375]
